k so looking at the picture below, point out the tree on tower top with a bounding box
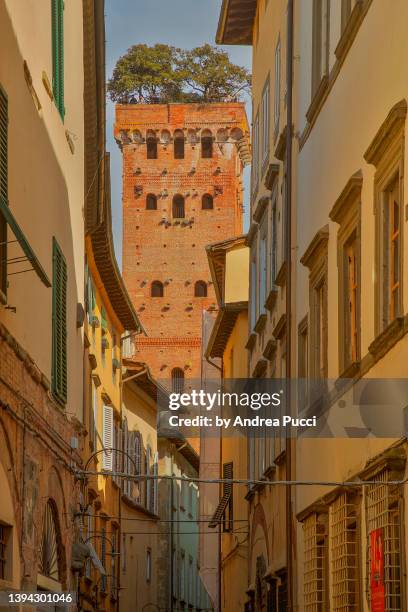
[108,43,251,104]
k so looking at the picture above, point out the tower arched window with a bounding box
[146,131,158,159]
[146,194,157,210]
[171,368,184,393]
[201,130,213,158]
[151,281,164,297]
[194,281,207,297]
[174,130,185,159]
[202,194,214,210]
[172,194,185,219]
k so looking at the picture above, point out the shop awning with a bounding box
[0,197,51,287]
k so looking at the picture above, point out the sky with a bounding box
[105,0,252,267]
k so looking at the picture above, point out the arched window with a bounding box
[172,194,185,219]
[174,130,185,159]
[194,281,207,297]
[171,367,184,393]
[146,194,157,210]
[151,281,164,297]
[202,194,214,210]
[201,130,213,158]
[146,131,158,159]
[38,500,62,582]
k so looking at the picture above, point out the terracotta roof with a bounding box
[122,359,169,402]
[216,0,257,45]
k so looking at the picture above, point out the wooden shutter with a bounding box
[52,238,67,404]
[102,405,113,470]
[146,446,151,510]
[51,0,64,119]
[0,86,8,297]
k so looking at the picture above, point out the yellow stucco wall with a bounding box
[224,246,249,304]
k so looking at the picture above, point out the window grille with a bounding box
[0,523,10,580]
[330,492,359,610]
[303,512,328,611]
[38,501,61,582]
[171,367,184,393]
[366,469,402,611]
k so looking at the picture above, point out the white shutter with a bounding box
[153,451,159,515]
[102,405,113,470]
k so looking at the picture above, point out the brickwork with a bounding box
[115,103,249,385]
[0,322,81,591]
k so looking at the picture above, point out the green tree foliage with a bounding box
[108,43,251,104]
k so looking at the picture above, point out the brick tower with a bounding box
[115,103,250,389]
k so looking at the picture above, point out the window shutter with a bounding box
[0,86,8,298]
[153,451,159,515]
[51,0,64,119]
[102,405,113,470]
[52,238,67,404]
[146,446,151,510]
[122,423,128,495]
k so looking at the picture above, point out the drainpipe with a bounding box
[285,0,294,609]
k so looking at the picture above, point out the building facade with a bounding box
[205,236,249,612]
[217,0,408,609]
[0,0,85,597]
[115,103,250,391]
[157,428,213,612]
[81,3,143,610]
[120,361,160,612]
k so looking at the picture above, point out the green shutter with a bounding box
[52,238,67,404]
[51,0,64,119]
[0,86,8,298]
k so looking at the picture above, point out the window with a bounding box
[146,548,152,582]
[303,512,329,611]
[194,281,207,297]
[344,233,359,365]
[363,101,406,334]
[38,501,61,582]
[261,77,270,167]
[146,193,157,210]
[201,130,213,158]
[153,451,158,515]
[298,316,309,406]
[274,37,281,133]
[0,86,8,300]
[259,214,267,314]
[110,529,118,597]
[145,445,151,511]
[0,523,11,581]
[223,462,233,532]
[270,190,278,286]
[202,193,214,210]
[250,250,257,330]
[52,238,68,404]
[384,175,401,324]
[252,113,260,194]
[180,551,186,601]
[151,280,164,297]
[366,469,402,611]
[301,227,329,384]
[171,367,184,393]
[102,405,113,470]
[311,0,330,97]
[90,380,97,450]
[51,0,64,119]
[174,130,185,159]
[330,492,360,611]
[172,194,185,219]
[146,131,157,159]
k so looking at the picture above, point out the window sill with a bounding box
[263,339,277,361]
[272,313,286,341]
[245,332,257,351]
[265,288,278,312]
[306,75,329,126]
[251,358,268,378]
[369,317,406,361]
[274,261,287,287]
[334,0,364,62]
[0,289,6,306]
[254,313,267,334]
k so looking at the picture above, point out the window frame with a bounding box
[261,75,270,171]
[274,37,281,136]
[311,0,330,97]
[146,193,158,210]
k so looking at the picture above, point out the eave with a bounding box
[216,0,257,45]
[206,301,248,359]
